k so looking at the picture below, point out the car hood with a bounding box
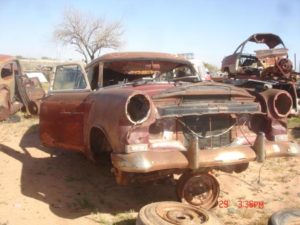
[96,81,260,119]
[102,81,256,100]
[149,82,260,117]
[247,33,285,49]
[152,81,255,100]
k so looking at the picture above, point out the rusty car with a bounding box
[221,33,300,115]
[221,33,295,80]
[0,54,45,121]
[39,52,300,209]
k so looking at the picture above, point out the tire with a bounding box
[136,201,222,225]
[268,208,300,225]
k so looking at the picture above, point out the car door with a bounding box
[40,63,92,152]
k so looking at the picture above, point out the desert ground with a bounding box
[0,113,300,225]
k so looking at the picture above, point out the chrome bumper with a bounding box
[111,140,300,173]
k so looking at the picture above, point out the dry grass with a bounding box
[95,211,137,225]
[252,214,270,225]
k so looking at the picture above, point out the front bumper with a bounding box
[111,140,300,173]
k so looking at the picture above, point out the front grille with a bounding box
[180,115,235,149]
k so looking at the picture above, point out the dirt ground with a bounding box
[0,114,300,225]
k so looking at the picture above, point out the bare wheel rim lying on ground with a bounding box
[176,172,220,210]
[136,201,221,225]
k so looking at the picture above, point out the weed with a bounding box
[94,211,136,225]
[97,216,112,225]
[253,213,270,225]
[113,210,137,225]
[288,116,300,128]
[238,208,253,219]
[215,211,225,218]
[282,191,290,195]
[113,219,136,225]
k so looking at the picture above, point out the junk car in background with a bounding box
[0,54,45,121]
[39,52,300,209]
[221,33,300,115]
[221,33,296,80]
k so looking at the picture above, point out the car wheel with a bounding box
[268,208,300,225]
[136,201,222,225]
[176,172,220,210]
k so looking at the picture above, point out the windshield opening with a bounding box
[102,60,196,86]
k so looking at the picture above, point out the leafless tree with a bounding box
[54,8,124,62]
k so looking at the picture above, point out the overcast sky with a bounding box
[0,0,299,68]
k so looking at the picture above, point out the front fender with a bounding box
[86,89,155,153]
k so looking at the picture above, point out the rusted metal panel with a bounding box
[221,33,297,81]
[246,33,285,48]
[39,51,300,186]
[87,52,190,68]
[221,33,300,117]
[0,54,15,63]
[111,140,300,173]
[0,85,10,120]
[40,92,91,152]
[153,81,257,99]
[15,75,45,115]
[111,145,257,173]
[0,54,45,120]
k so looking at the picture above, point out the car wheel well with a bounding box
[90,127,112,160]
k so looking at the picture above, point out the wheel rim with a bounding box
[179,173,220,209]
[155,202,208,224]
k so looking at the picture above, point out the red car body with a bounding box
[40,52,300,185]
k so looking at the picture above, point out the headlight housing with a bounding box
[126,94,151,124]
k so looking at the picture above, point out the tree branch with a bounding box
[53,8,123,62]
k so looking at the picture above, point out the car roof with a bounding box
[86,52,192,68]
[0,54,15,64]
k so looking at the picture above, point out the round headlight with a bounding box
[272,92,292,118]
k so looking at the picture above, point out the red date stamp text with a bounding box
[218,199,265,209]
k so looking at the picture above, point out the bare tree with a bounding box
[54,8,124,62]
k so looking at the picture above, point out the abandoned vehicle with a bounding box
[39,52,300,209]
[0,54,45,121]
[221,33,296,80]
[221,33,300,115]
